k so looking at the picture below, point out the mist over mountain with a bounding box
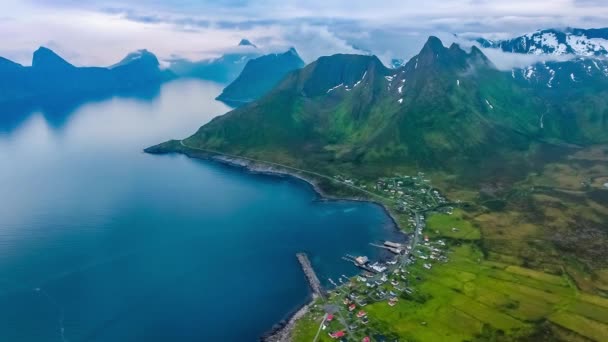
[216,48,305,106]
[167,39,260,84]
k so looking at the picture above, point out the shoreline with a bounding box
[261,294,317,342]
[167,147,404,235]
[144,144,409,341]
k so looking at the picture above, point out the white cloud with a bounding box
[480,48,576,70]
[1,0,607,66]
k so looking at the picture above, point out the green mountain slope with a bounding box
[216,48,305,106]
[153,36,608,181]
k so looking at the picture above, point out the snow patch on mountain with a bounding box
[479,28,608,57]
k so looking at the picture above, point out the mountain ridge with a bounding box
[150,36,608,185]
[477,27,608,56]
[0,47,174,107]
[216,48,305,106]
[168,39,259,84]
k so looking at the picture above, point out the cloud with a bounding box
[1,0,607,66]
[480,48,576,70]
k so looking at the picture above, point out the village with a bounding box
[300,173,456,342]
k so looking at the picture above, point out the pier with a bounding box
[296,253,325,300]
[370,242,404,255]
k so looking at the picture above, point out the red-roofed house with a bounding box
[329,330,345,338]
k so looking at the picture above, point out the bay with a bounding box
[0,79,402,341]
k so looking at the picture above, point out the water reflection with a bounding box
[0,79,400,341]
[0,85,165,133]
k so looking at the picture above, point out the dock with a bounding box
[370,243,404,255]
[384,241,404,249]
[296,253,325,300]
[342,255,378,273]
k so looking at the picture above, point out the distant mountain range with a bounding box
[0,47,174,107]
[150,36,608,182]
[477,28,608,91]
[512,58,608,89]
[167,39,260,84]
[216,48,305,106]
[477,27,608,56]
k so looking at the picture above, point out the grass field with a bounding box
[426,209,480,240]
[289,146,608,341]
[293,244,608,341]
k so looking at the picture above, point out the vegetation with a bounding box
[426,209,480,241]
[294,244,608,342]
[147,36,608,341]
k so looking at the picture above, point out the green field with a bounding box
[293,244,608,341]
[426,209,480,240]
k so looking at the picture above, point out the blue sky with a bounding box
[1,0,607,66]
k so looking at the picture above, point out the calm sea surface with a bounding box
[0,80,402,341]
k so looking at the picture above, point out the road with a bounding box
[179,140,394,202]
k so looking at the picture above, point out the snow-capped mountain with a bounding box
[511,58,608,89]
[478,28,608,56]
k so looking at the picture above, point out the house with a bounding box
[362,337,371,342]
[357,310,367,318]
[370,262,387,273]
[329,330,345,339]
[326,314,334,322]
[349,304,356,311]
[355,256,369,265]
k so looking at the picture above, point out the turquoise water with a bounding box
[0,80,402,341]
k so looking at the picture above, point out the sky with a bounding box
[1,0,607,67]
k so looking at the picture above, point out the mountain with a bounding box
[0,56,23,73]
[216,48,305,106]
[477,28,608,56]
[0,47,174,107]
[168,39,260,84]
[511,58,608,89]
[238,39,257,48]
[150,36,608,182]
[32,47,75,71]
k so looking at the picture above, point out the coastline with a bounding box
[144,142,409,341]
[261,295,317,342]
[146,143,404,234]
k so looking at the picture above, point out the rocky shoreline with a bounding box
[261,295,317,342]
